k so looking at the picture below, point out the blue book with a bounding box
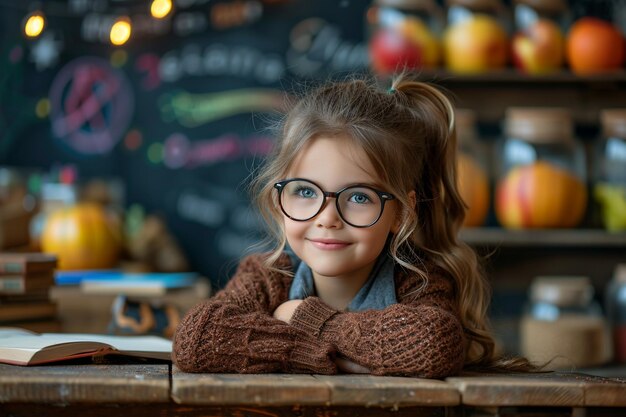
[55,271,197,296]
[55,270,120,286]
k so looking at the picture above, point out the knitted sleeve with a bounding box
[289,268,466,379]
[172,254,337,374]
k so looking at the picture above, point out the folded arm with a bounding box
[289,271,466,378]
[173,255,337,374]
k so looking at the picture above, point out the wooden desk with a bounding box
[1,363,625,416]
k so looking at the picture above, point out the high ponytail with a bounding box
[390,75,533,370]
[390,78,465,249]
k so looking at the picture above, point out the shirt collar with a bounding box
[287,248,397,311]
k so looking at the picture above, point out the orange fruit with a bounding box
[42,203,122,270]
[566,17,625,75]
[495,161,587,229]
[457,153,490,227]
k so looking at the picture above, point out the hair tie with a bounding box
[388,87,396,94]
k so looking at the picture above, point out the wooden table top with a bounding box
[1,363,625,409]
[448,371,626,408]
[0,363,170,403]
[171,369,460,407]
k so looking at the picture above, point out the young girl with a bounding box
[173,73,522,378]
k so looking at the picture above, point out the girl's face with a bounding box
[281,135,399,282]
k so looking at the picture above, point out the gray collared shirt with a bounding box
[287,250,397,312]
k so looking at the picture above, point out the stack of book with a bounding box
[0,253,60,332]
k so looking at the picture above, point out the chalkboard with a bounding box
[0,0,371,289]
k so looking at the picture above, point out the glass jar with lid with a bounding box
[443,0,510,74]
[456,109,490,227]
[366,0,445,76]
[494,107,587,229]
[592,109,626,232]
[511,0,570,74]
[520,276,611,369]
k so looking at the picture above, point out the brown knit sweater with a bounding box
[173,252,466,378]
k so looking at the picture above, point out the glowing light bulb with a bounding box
[24,12,45,38]
[110,17,131,46]
[151,0,172,19]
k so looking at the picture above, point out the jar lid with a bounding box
[455,108,478,144]
[505,107,573,144]
[601,109,626,138]
[375,0,439,11]
[513,0,567,13]
[529,276,593,307]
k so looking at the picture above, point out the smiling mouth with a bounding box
[308,239,351,250]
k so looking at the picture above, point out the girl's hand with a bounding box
[272,299,303,323]
[336,357,371,374]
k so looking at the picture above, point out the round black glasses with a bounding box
[274,178,395,228]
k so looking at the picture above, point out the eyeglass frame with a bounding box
[273,178,396,228]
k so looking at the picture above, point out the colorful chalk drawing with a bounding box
[163,133,273,169]
[135,53,161,90]
[159,88,286,127]
[49,57,134,155]
[29,32,63,71]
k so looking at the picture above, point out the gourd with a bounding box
[495,161,587,228]
[457,153,490,227]
[41,203,121,270]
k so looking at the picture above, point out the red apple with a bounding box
[398,18,440,68]
[369,29,422,75]
[512,19,565,74]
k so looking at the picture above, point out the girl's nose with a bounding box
[315,199,343,229]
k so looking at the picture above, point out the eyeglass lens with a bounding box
[279,180,384,227]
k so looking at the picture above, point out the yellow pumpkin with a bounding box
[41,203,122,270]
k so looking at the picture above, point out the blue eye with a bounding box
[348,192,372,204]
[294,186,317,199]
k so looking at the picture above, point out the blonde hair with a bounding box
[251,73,532,371]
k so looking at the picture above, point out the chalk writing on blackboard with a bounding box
[177,186,265,260]
[49,57,134,155]
[163,133,273,169]
[173,11,208,36]
[177,191,226,228]
[159,88,285,127]
[287,18,368,77]
[159,43,285,84]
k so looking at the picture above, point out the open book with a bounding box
[0,328,172,366]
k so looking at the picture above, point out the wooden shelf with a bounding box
[399,69,626,125]
[460,227,626,248]
[414,69,626,85]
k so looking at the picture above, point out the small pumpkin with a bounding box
[41,203,122,270]
[457,153,490,227]
[495,161,587,229]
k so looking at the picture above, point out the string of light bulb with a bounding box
[13,0,174,45]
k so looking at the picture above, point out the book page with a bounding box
[0,332,172,352]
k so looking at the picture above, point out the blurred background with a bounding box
[0,0,625,369]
